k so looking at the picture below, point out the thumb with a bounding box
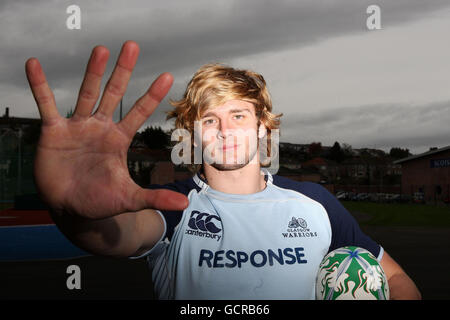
[131,187,189,212]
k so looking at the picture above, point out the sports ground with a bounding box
[0,201,449,300]
[346,201,450,300]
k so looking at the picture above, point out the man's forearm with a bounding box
[388,272,422,300]
[50,209,144,258]
[380,251,421,300]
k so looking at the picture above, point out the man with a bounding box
[25,41,420,300]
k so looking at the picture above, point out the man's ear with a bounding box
[258,123,267,139]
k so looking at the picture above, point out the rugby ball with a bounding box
[315,246,389,300]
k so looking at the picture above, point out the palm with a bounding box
[26,41,188,219]
[35,117,132,218]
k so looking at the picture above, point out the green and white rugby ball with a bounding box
[316,246,390,300]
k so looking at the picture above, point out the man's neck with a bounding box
[202,163,266,194]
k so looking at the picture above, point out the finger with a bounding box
[95,40,139,120]
[73,46,110,119]
[118,72,174,138]
[25,58,60,125]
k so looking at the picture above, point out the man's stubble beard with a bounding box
[206,140,259,172]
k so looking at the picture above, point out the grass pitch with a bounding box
[341,201,450,227]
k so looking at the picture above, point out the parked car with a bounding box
[372,193,386,202]
[413,192,425,204]
[385,193,400,203]
[399,194,412,203]
[347,192,357,201]
[336,191,348,200]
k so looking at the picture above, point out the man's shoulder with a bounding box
[147,176,199,196]
[271,174,340,210]
[271,175,329,198]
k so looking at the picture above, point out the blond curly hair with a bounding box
[167,63,282,172]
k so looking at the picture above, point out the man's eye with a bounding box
[233,114,245,120]
[203,119,215,125]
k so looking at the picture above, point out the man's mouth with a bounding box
[222,144,239,151]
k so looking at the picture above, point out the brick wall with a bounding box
[401,149,450,203]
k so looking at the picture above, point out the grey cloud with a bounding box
[1,0,450,154]
[280,101,450,154]
[3,0,450,86]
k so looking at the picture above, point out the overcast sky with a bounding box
[1,0,449,155]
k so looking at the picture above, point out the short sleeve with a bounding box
[311,183,382,260]
[272,176,382,260]
[145,177,199,241]
[145,184,183,241]
[128,210,167,259]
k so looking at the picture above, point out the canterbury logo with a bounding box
[188,210,222,234]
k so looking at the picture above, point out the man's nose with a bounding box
[217,118,234,139]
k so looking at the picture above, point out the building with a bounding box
[394,145,450,204]
[0,107,41,132]
[1,108,41,201]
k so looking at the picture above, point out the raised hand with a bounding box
[25,41,188,220]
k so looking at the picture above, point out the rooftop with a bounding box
[394,145,450,164]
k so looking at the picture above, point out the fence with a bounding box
[0,130,37,204]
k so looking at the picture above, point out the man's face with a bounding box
[199,99,262,171]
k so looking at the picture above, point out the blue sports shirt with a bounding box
[133,169,383,300]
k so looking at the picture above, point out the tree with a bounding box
[136,126,170,149]
[389,147,411,159]
[341,143,353,158]
[328,141,345,163]
[308,142,322,158]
